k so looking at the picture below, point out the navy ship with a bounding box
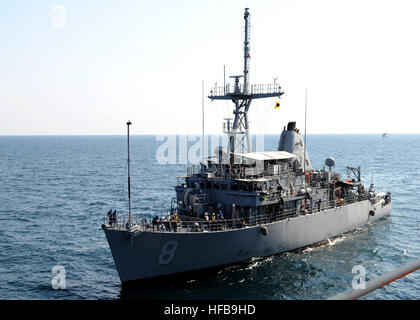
[102,8,391,285]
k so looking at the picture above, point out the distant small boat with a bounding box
[382,133,390,137]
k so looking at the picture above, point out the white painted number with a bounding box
[158,240,178,265]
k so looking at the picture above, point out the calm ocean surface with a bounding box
[0,134,419,300]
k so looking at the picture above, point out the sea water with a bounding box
[0,134,418,299]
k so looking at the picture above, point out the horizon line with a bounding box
[0,132,418,137]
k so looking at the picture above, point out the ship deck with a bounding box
[103,194,382,233]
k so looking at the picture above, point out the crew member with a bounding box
[211,212,216,222]
[112,210,117,225]
[152,214,160,231]
[107,209,113,227]
[171,213,179,232]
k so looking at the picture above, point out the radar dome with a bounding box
[325,157,336,168]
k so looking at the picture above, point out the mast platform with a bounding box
[209,83,284,100]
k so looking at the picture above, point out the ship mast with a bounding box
[304,87,307,177]
[127,120,132,226]
[202,80,205,167]
[209,8,284,164]
[243,8,250,95]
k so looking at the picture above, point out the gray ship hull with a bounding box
[104,200,391,284]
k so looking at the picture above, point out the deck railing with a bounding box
[103,193,382,233]
[209,83,283,97]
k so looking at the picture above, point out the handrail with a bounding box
[104,193,381,232]
[188,165,296,180]
[209,83,282,97]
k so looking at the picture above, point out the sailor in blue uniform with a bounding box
[152,213,160,231]
[107,209,113,226]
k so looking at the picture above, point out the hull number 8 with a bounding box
[158,240,178,265]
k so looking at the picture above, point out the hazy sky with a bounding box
[1,0,420,135]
